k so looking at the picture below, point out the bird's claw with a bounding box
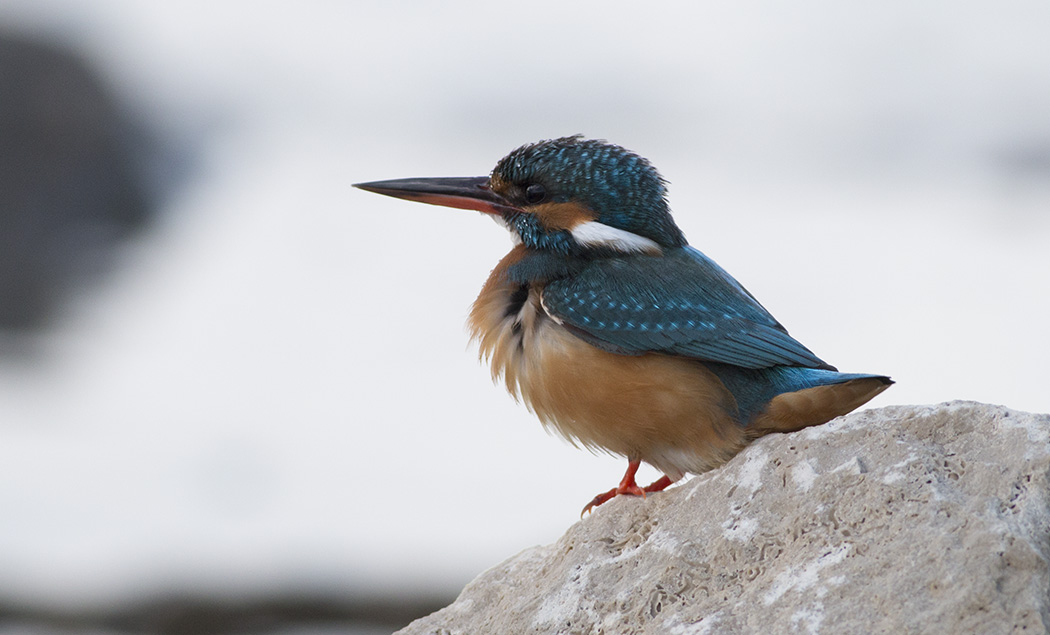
[580,485,647,517]
[580,467,676,517]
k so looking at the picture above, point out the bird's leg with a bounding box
[581,460,675,516]
[643,475,674,494]
[582,460,644,515]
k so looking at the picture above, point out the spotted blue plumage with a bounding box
[542,246,833,370]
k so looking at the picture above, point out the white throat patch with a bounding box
[570,221,662,254]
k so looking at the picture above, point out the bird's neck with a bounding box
[502,247,587,285]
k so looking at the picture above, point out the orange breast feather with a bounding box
[468,246,748,480]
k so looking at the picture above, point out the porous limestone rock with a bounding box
[399,402,1050,634]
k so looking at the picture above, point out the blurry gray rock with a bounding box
[400,402,1050,634]
[0,30,157,333]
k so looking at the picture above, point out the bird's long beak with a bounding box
[353,176,517,216]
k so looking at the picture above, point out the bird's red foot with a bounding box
[581,460,676,516]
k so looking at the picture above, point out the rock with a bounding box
[0,31,156,333]
[399,402,1050,634]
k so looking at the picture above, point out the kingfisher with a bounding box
[355,136,892,514]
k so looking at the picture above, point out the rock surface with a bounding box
[400,402,1050,634]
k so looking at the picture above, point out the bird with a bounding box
[354,136,892,515]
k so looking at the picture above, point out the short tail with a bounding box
[747,368,892,437]
[704,363,893,437]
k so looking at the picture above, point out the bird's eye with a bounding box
[524,183,547,204]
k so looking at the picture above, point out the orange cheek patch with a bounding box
[530,201,598,232]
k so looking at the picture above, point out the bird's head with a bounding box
[355,137,687,256]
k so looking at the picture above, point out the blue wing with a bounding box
[541,247,834,370]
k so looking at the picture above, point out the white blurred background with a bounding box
[0,1,1047,633]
